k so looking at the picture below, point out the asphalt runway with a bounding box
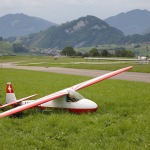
[2,63,150,83]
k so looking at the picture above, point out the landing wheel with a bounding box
[10,112,23,118]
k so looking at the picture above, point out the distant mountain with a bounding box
[105,9,150,35]
[0,13,56,38]
[23,15,124,49]
[118,33,150,44]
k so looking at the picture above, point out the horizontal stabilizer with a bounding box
[0,91,67,118]
[0,94,38,109]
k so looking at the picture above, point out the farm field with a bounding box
[0,68,150,150]
[1,56,150,73]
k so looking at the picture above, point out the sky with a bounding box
[0,0,150,24]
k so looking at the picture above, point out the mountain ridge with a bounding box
[23,15,124,49]
[1,10,150,49]
[105,9,150,35]
[0,13,56,38]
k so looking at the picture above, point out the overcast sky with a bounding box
[0,0,149,24]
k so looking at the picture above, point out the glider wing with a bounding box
[71,66,133,91]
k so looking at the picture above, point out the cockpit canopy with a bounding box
[67,91,84,102]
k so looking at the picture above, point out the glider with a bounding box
[0,66,133,118]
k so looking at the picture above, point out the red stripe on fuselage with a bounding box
[67,107,98,113]
[37,106,98,113]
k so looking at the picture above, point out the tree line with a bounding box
[61,47,135,57]
[12,43,29,53]
[2,41,135,57]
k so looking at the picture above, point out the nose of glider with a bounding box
[80,99,98,110]
[68,99,98,113]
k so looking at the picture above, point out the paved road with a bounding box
[1,63,150,83]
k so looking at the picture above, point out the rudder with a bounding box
[6,82,17,104]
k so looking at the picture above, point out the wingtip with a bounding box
[129,66,133,68]
[127,66,133,70]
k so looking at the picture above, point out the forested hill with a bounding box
[118,33,150,44]
[0,13,56,38]
[105,9,150,35]
[22,15,124,49]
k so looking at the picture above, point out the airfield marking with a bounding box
[1,63,150,83]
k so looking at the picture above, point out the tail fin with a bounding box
[6,82,17,104]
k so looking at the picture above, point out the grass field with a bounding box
[0,68,150,150]
[1,56,150,73]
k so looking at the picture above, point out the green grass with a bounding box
[0,68,150,150]
[60,63,150,73]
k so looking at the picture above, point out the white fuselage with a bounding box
[21,95,98,113]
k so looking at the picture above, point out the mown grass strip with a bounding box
[1,56,150,73]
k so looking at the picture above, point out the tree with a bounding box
[134,44,141,48]
[76,51,83,57]
[5,37,16,43]
[101,50,109,57]
[12,43,29,53]
[61,47,76,56]
[114,50,135,57]
[83,52,89,57]
[0,37,3,41]
[89,48,100,57]
[126,50,135,57]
